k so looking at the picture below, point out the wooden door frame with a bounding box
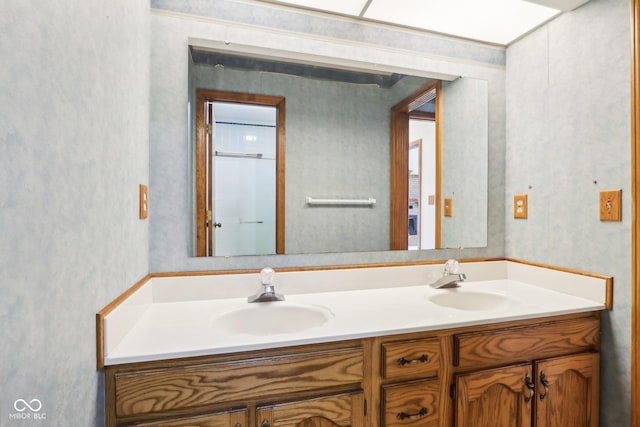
[409,138,422,249]
[195,89,286,256]
[390,80,441,250]
[632,1,640,425]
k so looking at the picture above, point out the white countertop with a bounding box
[101,261,609,365]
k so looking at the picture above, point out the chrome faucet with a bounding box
[429,259,466,289]
[248,267,285,303]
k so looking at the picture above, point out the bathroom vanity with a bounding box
[98,260,611,427]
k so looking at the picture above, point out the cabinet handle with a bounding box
[539,371,549,400]
[396,407,428,420]
[524,375,535,402]
[261,419,270,427]
[397,354,429,366]
[234,424,242,427]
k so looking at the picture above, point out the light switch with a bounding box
[444,198,453,217]
[600,189,621,221]
[514,194,528,219]
[139,184,148,219]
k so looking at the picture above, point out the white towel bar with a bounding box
[305,197,376,206]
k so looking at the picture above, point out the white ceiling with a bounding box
[253,0,590,45]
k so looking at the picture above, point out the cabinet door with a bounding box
[133,408,247,427]
[534,352,599,427]
[455,363,532,427]
[255,391,365,427]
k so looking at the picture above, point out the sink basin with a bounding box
[214,302,333,335]
[428,290,514,311]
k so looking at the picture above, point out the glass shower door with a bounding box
[210,102,276,256]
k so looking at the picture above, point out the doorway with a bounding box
[195,90,286,256]
[390,81,441,250]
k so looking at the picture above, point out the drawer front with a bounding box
[114,347,363,418]
[382,338,441,380]
[454,316,600,368]
[382,379,440,427]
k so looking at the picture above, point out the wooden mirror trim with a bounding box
[390,80,442,250]
[195,89,285,256]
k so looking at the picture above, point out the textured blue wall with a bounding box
[506,0,631,424]
[0,1,150,425]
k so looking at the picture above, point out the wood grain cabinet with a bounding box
[379,337,442,427]
[454,353,599,427]
[133,409,248,427]
[103,313,600,427]
[105,343,365,426]
[452,316,600,427]
[255,391,365,427]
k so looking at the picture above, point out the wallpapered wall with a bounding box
[1,0,629,425]
[505,0,631,424]
[0,0,150,425]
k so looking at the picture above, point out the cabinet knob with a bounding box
[397,354,428,366]
[261,419,271,427]
[396,407,428,420]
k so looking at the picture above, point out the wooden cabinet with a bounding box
[453,349,599,427]
[455,363,532,427]
[379,337,442,427]
[255,391,365,427]
[451,314,600,427]
[134,409,247,427]
[534,352,599,427]
[105,343,365,427]
[103,313,600,427]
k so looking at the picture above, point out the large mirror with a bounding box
[189,47,488,256]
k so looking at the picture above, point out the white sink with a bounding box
[214,302,333,335]
[428,290,514,311]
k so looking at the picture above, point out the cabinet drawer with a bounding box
[454,316,600,368]
[114,347,363,418]
[382,379,440,427]
[382,338,441,380]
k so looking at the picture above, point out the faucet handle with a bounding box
[260,267,276,285]
[443,259,459,275]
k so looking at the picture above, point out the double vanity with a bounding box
[98,259,611,426]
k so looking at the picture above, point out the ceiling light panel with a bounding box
[364,0,561,44]
[265,0,369,16]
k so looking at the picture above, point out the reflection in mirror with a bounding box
[189,47,488,257]
[391,77,489,251]
[195,90,286,257]
[440,77,489,248]
[210,102,276,256]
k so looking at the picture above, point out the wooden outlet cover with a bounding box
[514,194,528,219]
